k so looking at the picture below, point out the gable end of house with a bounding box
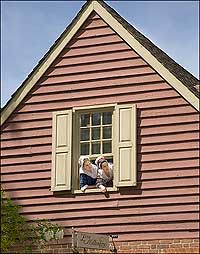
[1,0,199,127]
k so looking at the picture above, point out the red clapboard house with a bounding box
[1,1,199,253]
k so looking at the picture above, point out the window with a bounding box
[79,111,113,161]
[73,106,114,191]
[51,104,137,193]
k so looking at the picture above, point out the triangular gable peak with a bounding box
[1,0,199,126]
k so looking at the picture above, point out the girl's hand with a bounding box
[99,184,107,193]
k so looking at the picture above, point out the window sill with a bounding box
[73,186,118,194]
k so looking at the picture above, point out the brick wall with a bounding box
[28,238,199,253]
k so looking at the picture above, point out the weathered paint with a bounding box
[1,11,199,244]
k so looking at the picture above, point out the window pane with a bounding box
[92,143,100,154]
[92,113,101,126]
[80,114,90,127]
[80,128,90,141]
[80,143,89,155]
[103,141,112,153]
[103,126,112,139]
[92,127,100,140]
[102,112,112,125]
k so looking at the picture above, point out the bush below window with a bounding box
[1,189,63,253]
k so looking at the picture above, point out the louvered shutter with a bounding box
[114,104,137,187]
[51,110,72,191]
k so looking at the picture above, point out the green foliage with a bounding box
[1,190,27,252]
[1,189,64,253]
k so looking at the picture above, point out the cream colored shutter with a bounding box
[114,104,137,187]
[51,110,72,191]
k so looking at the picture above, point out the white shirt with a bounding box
[79,164,98,179]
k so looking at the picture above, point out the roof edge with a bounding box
[1,0,199,126]
[1,0,93,125]
[93,0,199,111]
[97,0,199,98]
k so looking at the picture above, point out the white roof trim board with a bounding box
[1,0,199,126]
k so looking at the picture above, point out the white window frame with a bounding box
[72,104,117,193]
[51,103,137,194]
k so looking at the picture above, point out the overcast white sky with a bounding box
[1,1,199,107]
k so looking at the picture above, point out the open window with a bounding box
[51,104,137,193]
[72,105,114,191]
[79,111,113,163]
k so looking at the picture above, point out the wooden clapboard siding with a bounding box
[9,183,200,199]
[24,206,199,223]
[21,202,199,218]
[2,173,199,190]
[28,214,199,228]
[1,11,199,242]
[5,186,200,205]
[15,195,199,214]
[32,75,164,95]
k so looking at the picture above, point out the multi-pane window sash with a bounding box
[79,111,113,161]
[51,104,137,192]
